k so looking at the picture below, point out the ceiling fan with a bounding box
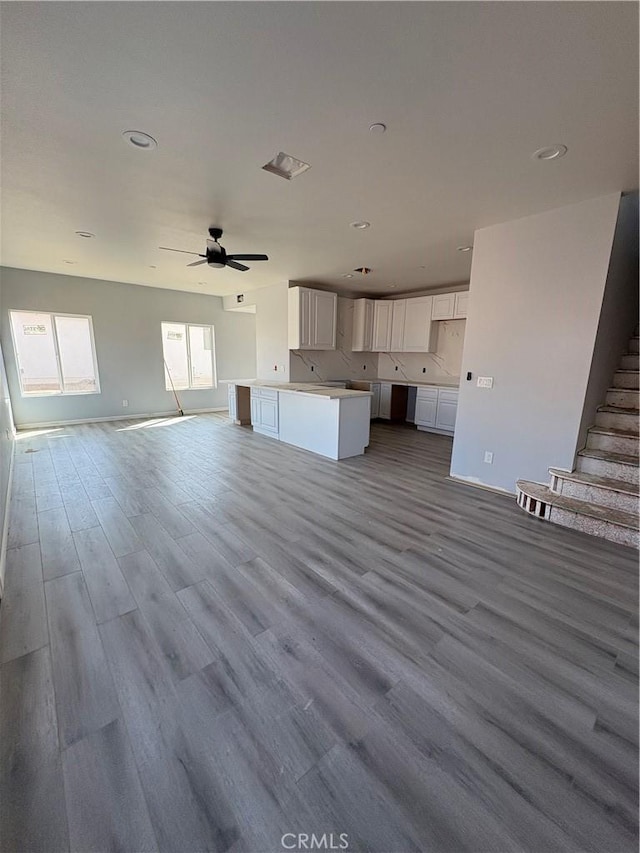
[159,227,268,272]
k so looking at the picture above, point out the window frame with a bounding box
[161,321,217,391]
[8,309,101,398]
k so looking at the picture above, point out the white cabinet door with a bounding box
[453,292,468,319]
[431,294,455,320]
[435,390,458,432]
[372,302,393,351]
[311,290,337,349]
[228,385,237,421]
[370,383,380,418]
[379,382,392,419]
[289,287,337,350]
[415,397,437,427]
[403,296,437,352]
[390,300,406,352]
[259,398,279,433]
[352,299,374,351]
[250,393,260,426]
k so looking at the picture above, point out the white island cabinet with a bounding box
[226,381,372,460]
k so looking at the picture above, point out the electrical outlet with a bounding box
[422,367,426,373]
[311,365,314,372]
[477,376,494,389]
[122,399,128,408]
[273,364,278,371]
[484,451,493,464]
[395,365,398,371]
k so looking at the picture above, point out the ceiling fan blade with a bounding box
[225,259,249,272]
[227,254,269,261]
[159,247,204,256]
[187,259,208,267]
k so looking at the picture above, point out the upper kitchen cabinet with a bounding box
[352,299,375,351]
[431,290,469,321]
[390,300,406,352]
[402,296,437,352]
[372,300,393,352]
[288,287,337,350]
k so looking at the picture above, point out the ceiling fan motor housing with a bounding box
[206,242,226,267]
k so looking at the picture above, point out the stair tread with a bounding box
[549,467,640,496]
[578,447,639,466]
[607,386,639,391]
[589,425,640,439]
[598,405,640,415]
[614,369,640,374]
[517,481,639,529]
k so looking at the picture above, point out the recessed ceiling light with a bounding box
[353,267,372,275]
[198,281,207,286]
[63,259,77,265]
[389,284,398,289]
[350,221,370,230]
[457,245,473,253]
[342,273,354,279]
[75,231,95,239]
[122,130,157,150]
[532,144,567,161]
[148,265,157,269]
[369,122,387,134]
[262,151,311,180]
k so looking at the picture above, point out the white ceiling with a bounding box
[1,2,637,297]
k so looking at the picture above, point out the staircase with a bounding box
[516,329,639,548]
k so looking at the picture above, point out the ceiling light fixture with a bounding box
[342,273,354,279]
[148,265,157,269]
[350,221,370,230]
[122,130,157,150]
[389,284,398,289]
[532,144,567,161]
[369,122,387,134]
[75,231,95,239]
[63,259,77,265]
[457,245,473,253]
[353,267,372,275]
[198,281,207,286]
[262,151,311,180]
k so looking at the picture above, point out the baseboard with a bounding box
[16,408,227,431]
[447,474,516,497]
[0,437,16,598]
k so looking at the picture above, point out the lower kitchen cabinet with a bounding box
[370,383,381,419]
[415,386,458,434]
[250,388,279,437]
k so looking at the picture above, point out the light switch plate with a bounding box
[477,376,493,389]
[484,451,493,464]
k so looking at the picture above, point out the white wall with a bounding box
[0,276,15,593]
[0,267,256,427]
[577,192,639,449]
[451,192,621,493]
[252,283,290,381]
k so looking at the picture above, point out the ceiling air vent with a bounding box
[262,152,311,180]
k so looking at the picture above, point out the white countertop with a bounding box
[222,380,372,399]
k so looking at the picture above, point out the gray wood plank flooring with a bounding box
[0,414,637,853]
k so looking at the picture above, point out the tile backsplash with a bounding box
[290,297,378,381]
[377,319,465,383]
[290,299,465,384]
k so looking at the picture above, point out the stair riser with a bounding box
[551,475,639,513]
[620,354,639,370]
[549,507,638,548]
[586,432,639,456]
[577,455,639,485]
[613,372,640,390]
[606,388,639,408]
[595,410,639,434]
[629,338,639,354]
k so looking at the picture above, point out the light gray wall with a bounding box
[577,192,639,450]
[0,267,256,427]
[450,192,621,493]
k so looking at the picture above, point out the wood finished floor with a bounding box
[0,414,638,853]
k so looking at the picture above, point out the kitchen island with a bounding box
[224,381,372,460]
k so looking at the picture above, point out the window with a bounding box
[9,310,100,396]
[161,322,215,391]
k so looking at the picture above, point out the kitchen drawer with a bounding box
[251,387,279,401]
[437,389,458,404]
[416,386,438,400]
